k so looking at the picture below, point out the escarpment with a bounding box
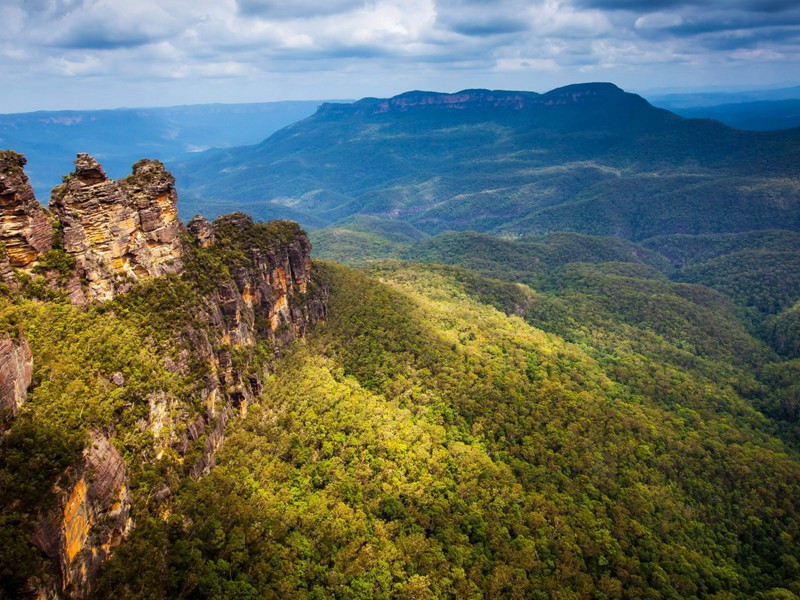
[183,212,327,475]
[0,151,327,599]
[30,431,131,599]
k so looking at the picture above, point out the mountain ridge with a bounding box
[175,82,800,238]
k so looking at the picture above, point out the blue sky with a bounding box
[2,0,799,112]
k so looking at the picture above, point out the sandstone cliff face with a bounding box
[0,331,33,429]
[186,213,327,475]
[0,150,53,270]
[1,152,328,599]
[50,154,182,302]
[186,214,215,247]
[31,431,131,599]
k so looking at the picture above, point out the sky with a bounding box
[1,0,799,112]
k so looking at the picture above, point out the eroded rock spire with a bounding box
[50,154,183,301]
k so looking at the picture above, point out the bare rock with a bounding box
[0,150,53,270]
[31,430,131,598]
[119,159,183,276]
[187,214,215,247]
[49,154,183,302]
[0,249,18,290]
[0,331,33,429]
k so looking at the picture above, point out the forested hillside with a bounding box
[175,83,800,239]
[89,259,800,599]
[2,83,800,600]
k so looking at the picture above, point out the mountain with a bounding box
[648,85,800,109]
[0,101,331,203]
[657,99,800,131]
[3,150,800,599]
[175,82,800,239]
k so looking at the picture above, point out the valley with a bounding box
[1,83,800,599]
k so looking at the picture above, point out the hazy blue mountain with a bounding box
[176,83,800,238]
[649,85,800,109]
[654,99,800,131]
[0,100,336,201]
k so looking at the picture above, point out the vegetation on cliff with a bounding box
[86,260,800,599]
[0,212,322,598]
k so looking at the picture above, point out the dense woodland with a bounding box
[3,214,800,598]
[3,84,800,599]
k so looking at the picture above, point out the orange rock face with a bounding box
[32,431,131,597]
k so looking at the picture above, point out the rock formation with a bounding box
[0,150,328,599]
[187,214,215,247]
[0,150,53,270]
[31,431,131,598]
[185,213,327,475]
[0,331,33,430]
[50,154,183,301]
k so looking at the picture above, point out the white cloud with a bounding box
[635,12,683,30]
[0,0,797,111]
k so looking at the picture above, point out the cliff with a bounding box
[50,154,183,302]
[0,331,33,430]
[183,213,327,475]
[30,431,131,599]
[0,150,53,271]
[315,83,639,117]
[0,152,327,599]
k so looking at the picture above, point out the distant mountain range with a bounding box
[649,85,800,131]
[2,84,798,207]
[649,85,800,109]
[0,100,333,201]
[174,82,800,240]
[668,99,800,132]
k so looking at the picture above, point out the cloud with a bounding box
[42,0,182,50]
[236,0,366,19]
[635,12,683,30]
[0,0,798,112]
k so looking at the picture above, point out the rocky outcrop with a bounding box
[0,331,33,430]
[207,213,320,347]
[31,431,131,598]
[0,151,328,599]
[187,214,215,248]
[0,150,53,270]
[119,159,183,273]
[50,154,183,302]
[0,248,17,289]
[181,213,327,475]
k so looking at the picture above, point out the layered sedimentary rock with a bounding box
[50,154,183,301]
[0,150,328,598]
[31,431,131,598]
[186,214,215,247]
[185,213,327,475]
[0,250,16,289]
[208,213,319,346]
[0,150,53,269]
[0,332,33,429]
